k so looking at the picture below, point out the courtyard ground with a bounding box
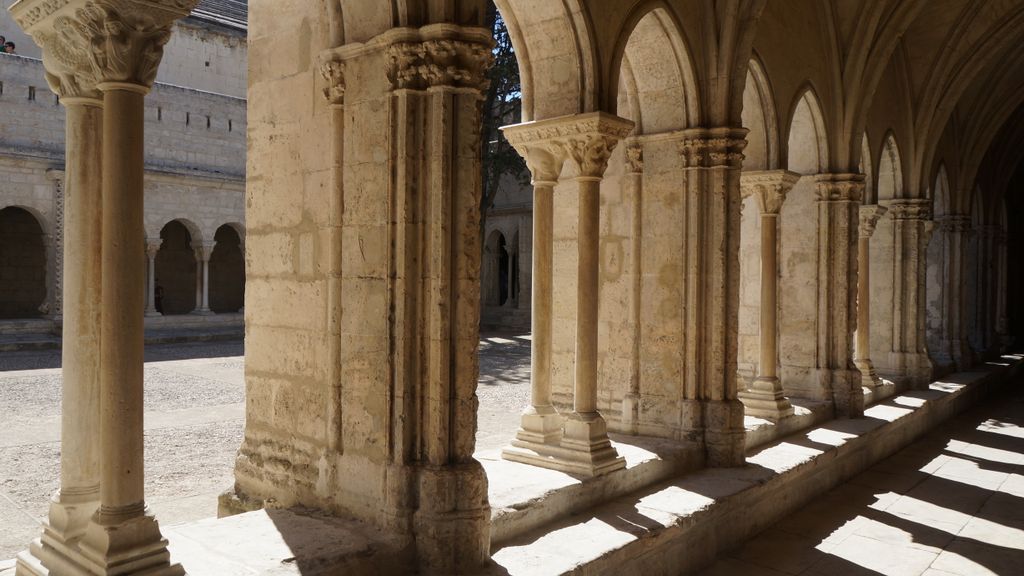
[3,338,1022,575]
[0,333,531,561]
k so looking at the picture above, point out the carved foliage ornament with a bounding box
[386,39,493,93]
[319,58,346,105]
[887,200,932,221]
[740,171,800,214]
[625,145,643,174]
[858,205,888,238]
[502,113,635,180]
[936,214,971,233]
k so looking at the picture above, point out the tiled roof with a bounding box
[191,0,248,30]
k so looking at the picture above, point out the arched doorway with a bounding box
[155,220,198,315]
[210,224,244,313]
[0,207,47,319]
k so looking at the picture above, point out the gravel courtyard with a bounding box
[0,333,530,560]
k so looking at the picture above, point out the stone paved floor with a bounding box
[697,383,1024,576]
[0,333,531,560]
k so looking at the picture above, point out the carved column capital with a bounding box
[678,127,749,169]
[145,238,162,258]
[815,173,865,203]
[884,198,932,221]
[858,204,888,238]
[13,0,199,92]
[503,112,634,181]
[740,169,800,214]
[318,57,346,105]
[192,241,215,262]
[385,32,493,94]
[625,144,644,175]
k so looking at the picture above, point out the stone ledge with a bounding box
[164,508,410,576]
[486,355,1023,575]
[482,435,704,547]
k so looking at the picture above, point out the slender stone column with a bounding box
[738,170,799,420]
[996,227,1010,350]
[886,199,933,387]
[198,242,215,313]
[17,97,105,576]
[145,239,162,317]
[938,215,972,369]
[815,174,865,417]
[854,204,887,389]
[622,143,643,433]
[501,139,565,459]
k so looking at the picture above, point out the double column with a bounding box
[737,170,799,421]
[501,112,632,477]
[145,239,162,316]
[11,1,198,575]
[192,242,214,314]
[936,215,972,370]
[854,204,887,388]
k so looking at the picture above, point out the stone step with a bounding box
[486,355,1023,575]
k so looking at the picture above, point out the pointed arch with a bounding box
[933,164,951,218]
[876,132,904,201]
[608,2,699,133]
[860,133,875,204]
[742,55,780,170]
[785,85,829,175]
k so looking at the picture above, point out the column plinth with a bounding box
[737,170,799,421]
[500,112,632,477]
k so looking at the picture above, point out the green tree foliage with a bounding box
[481,2,528,225]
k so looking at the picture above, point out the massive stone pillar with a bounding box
[887,199,933,387]
[12,1,196,574]
[145,239,162,317]
[501,113,631,477]
[501,135,565,461]
[854,204,887,389]
[738,170,799,420]
[815,174,865,417]
[936,215,972,369]
[680,128,749,466]
[622,143,643,433]
[229,26,495,572]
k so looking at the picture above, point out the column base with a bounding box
[15,490,101,576]
[822,368,864,418]
[504,412,624,477]
[76,507,183,576]
[738,377,794,421]
[853,357,882,389]
[144,310,163,318]
[501,406,563,465]
[412,462,490,573]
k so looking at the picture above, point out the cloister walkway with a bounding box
[697,382,1024,576]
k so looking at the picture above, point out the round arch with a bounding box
[0,206,48,319]
[210,224,245,313]
[155,220,199,315]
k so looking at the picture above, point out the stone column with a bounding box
[815,174,865,417]
[996,227,1010,350]
[737,170,800,420]
[199,242,214,313]
[854,204,887,389]
[501,136,565,460]
[502,112,632,477]
[145,239,162,317]
[16,72,104,576]
[679,128,749,465]
[622,143,643,433]
[886,199,933,387]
